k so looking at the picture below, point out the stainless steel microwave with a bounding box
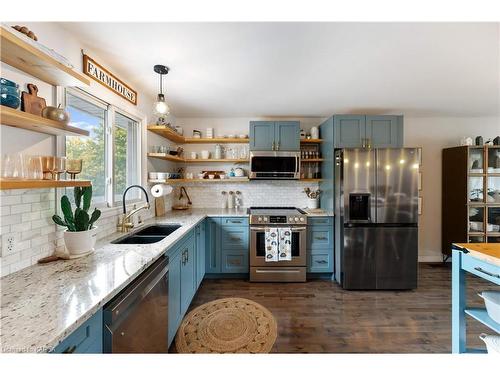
[249,151,300,180]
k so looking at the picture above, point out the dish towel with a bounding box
[278,227,292,261]
[265,227,279,262]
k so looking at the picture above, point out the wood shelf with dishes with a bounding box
[147,125,322,145]
[1,106,90,137]
[0,27,90,87]
[300,178,323,182]
[301,158,323,163]
[147,153,248,164]
[148,178,250,184]
[0,179,91,190]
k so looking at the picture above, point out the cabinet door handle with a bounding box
[62,345,77,354]
[230,220,242,224]
[229,236,240,241]
[277,141,280,150]
[367,138,372,149]
[272,141,275,151]
[362,138,366,148]
[315,260,328,264]
[314,236,328,241]
[474,267,500,279]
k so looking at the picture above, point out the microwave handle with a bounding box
[251,226,307,232]
[296,154,300,174]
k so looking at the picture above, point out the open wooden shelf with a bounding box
[300,178,323,182]
[0,179,91,190]
[1,106,90,137]
[147,152,184,163]
[183,158,249,163]
[148,178,250,184]
[147,126,185,143]
[1,27,90,87]
[184,137,249,144]
[148,153,248,163]
[301,159,323,162]
[301,139,322,144]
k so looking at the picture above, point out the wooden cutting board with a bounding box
[155,197,166,217]
[21,84,46,116]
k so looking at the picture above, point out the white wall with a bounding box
[405,116,500,261]
[0,23,157,276]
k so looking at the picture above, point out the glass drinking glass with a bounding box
[41,156,55,180]
[66,159,83,180]
[3,153,24,179]
[25,156,43,179]
[51,157,66,180]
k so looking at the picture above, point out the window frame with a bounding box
[60,87,143,209]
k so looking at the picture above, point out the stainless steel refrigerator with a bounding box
[334,148,420,289]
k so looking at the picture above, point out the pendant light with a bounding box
[153,64,170,116]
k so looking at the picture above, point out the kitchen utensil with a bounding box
[155,197,166,217]
[21,84,46,116]
[41,156,55,179]
[214,144,223,159]
[234,167,245,177]
[201,150,210,159]
[66,159,82,179]
[51,157,66,180]
[41,104,70,124]
[311,126,319,139]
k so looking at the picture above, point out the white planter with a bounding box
[64,226,98,257]
[307,198,319,209]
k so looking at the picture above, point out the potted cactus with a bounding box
[52,186,101,257]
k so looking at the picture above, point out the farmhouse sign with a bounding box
[83,54,137,105]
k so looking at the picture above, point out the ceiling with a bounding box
[61,22,500,118]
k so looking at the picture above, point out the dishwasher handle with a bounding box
[106,256,169,325]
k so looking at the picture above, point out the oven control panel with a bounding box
[250,214,307,225]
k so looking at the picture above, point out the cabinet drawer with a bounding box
[307,253,333,273]
[221,251,249,273]
[308,227,333,251]
[221,227,249,250]
[53,310,102,353]
[221,217,248,226]
[308,217,333,226]
[462,254,500,285]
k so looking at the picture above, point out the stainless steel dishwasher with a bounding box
[104,256,169,353]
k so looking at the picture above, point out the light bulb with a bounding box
[153,94,170,116]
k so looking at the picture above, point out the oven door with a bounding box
[249,151,300,179]
[250,226,306,266]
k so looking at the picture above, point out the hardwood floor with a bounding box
[189,264,498,353]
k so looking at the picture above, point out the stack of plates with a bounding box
[1,78,20,109]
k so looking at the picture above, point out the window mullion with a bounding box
[106,106,115,208]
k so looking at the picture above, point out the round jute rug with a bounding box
[175,297,277,353]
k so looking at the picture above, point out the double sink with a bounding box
[112,224,181,244]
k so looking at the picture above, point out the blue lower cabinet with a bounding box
[53,310,103,353]
[180,233,196,315]
[221,251,249,273]
[206,217,249,275]
[307,218,334,274]
[195,221,206,288]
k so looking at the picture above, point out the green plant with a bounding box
[52,186,101,232]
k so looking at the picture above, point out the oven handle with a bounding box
[250,226,307,232]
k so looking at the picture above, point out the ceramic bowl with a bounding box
[1,85,20,96]
[1,93,20,109]
[0,78,18,88]
[148,172,158,180]
[208,174,215,179]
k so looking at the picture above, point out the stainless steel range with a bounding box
[248,207,307,282]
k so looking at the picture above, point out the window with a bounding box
[64,89,141,207]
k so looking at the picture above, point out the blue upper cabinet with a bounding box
[365,115,403,148]
[249,121,275,150]
[249,121,300,151]
[334,115,366,148]
[333,115,403,149]
[275,121,300,151]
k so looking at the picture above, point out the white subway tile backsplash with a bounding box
[1,195,22,205]
[1,214,22,226]
[11,203,32,214]
[21,194,41,204]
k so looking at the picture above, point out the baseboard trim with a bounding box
[418,255,444,263]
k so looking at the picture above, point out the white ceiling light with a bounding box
[153,64,170,116]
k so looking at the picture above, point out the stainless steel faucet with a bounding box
[117,185,150,233]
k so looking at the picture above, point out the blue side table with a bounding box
[452,243,500,353]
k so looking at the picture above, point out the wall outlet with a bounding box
[1,234,18,256]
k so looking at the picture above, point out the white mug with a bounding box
[186,172,193,179]
[190,151,198,159]
[201,150,210,159]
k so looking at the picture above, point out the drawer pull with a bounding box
[63,345,76,354]
[229,236,241,241]
[314,236,328,241]
[230,220,243,224]
[228,260,241,265]
[474,267,500,279]
[315,260,328,264]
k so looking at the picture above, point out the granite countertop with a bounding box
[0,207,332,353]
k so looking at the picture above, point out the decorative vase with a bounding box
[63,226,98,257]
[307,198,319,209]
